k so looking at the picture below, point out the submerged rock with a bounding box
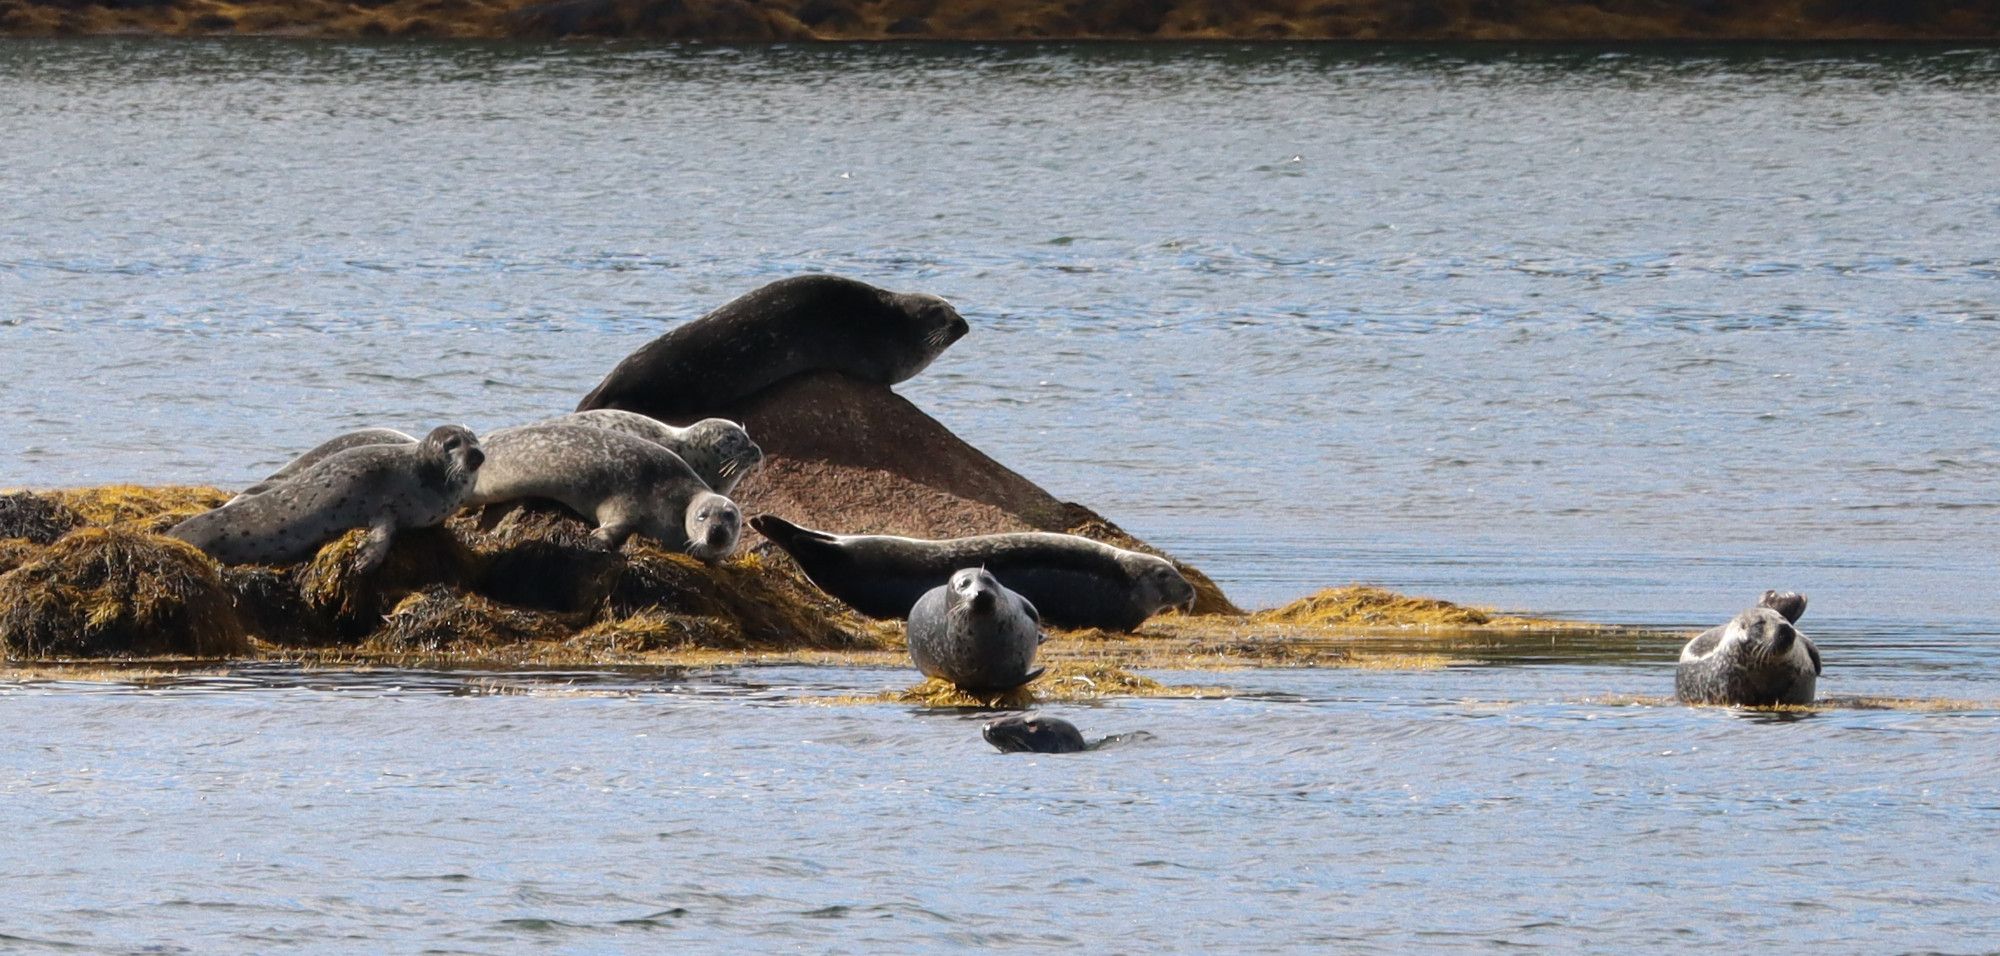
[699,371,1240,616]
[0,527,250,658]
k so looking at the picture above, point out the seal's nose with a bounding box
[464,448,486,470]
[706,526,732,549]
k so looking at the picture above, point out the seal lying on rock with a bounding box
[469,423,740,562]
[907,568,1045,693]
[228,427,417,504]
[1676,590,1821,706]
[750,514,1196,631]
[576,274,970,420]
[170,425,483,572]
[535,410,763,496]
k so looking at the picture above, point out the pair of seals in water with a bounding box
[170,426,484,572]
[906,568,1045,693]
[1676,590,1821,706]
[577,274,970,420]
[750,515,1196,632]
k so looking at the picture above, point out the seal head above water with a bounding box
[576,274,970,419]
[982,715,1090,754]
[906,567,1045,693]
[170,425,483,572]
[468,423,740,562]
[750,514,1196,632]
[1676,590,1821,706]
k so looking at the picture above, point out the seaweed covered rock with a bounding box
[367,586,572,655]
[610,546,880,650]
[1254,586,1495,628]
[0,537,47,577]
[567,610,743,655]
[44,484,229,534]
[222,566,338,647]
[297,525,482,637]
[701,371,1240,615]
[0,527,250,658]
[0,491,84,544]
[459,502,626,613]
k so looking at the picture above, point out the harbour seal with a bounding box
[749,514,1196,631]
[906,568,1046,693]
[1676,590,1821,706]
[576,274,970,419]
[468,423,740,562]
[228,427,417,504]
[982,715,1089,754]
[534,410,763,496]
[169,425,483,572]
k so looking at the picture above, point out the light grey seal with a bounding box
[467,423,740,562]
[576,274,970,419]
[170,425,483,571]
[534,410,762,496]
[750,514,1196,631]
[906,567,1045,693]
[1676,590,1821,706]
[228,427,417,504]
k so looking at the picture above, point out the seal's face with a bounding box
[886,291,970,380]
[688,419,764,489]
[683,492,741,564]
[950,567,1003,616]
[1733,609,1803,663]
[982,715,1088,754]
[421,425,485,484]
[1126,556,1197,616]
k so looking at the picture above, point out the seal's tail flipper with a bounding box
[749,514,840,556]
[1019,667,1046,685]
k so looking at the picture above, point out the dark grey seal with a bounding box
[576,274,970,419]
[982,715,1089,754]
[534,410,763,496]
[906,568,1045,693]
[228,427,417,504]
[169,425,483,571]
[468,423,739,562]
[750,514,1197,632]
[1676,590,1821,706]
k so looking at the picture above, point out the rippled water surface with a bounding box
[2,41,1998,950]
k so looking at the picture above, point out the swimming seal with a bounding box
[535,410,763,496]
[1676,590,1821,706]
[228,427,417,504]
[906,568,1045,693]
[170,425,483,571]
[982,715,1090,754]
[576,274,970,419]
[749,514,1196,631]
[468,423,740,562]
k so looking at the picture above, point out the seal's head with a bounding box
[1725,607,1805,663]
[883,289,970,380]
[683,492,741,564]
[1758,589,1808,624]
[1119,552,1197,617]
[948,567,1004,616]
[683,418,764,493]
[420,425,484,486]
[982,714,1089,754]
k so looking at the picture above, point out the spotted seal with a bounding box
[576,274,970,419]
[170,425,482,571]
[468,423,739,562]
[535,410,762,496]
[227,427,417,504]
[749,514,1196,631]
[1676,590,1821,706]
[906,568,1045,692]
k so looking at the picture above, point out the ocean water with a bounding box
[1,40,1997,951]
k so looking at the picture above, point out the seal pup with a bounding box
[468,423,739,562]
[1676,590,1821,706]
[170,425,482,571]
[576,274,970,419]
[533,410,763,496]
[750,514,1196,631]
[228,427,417,504]
[906,568,1046,693]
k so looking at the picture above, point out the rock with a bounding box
[0,491,84,545]
[0,527,250,658]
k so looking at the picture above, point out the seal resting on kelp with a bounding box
[535,410,762,496]
[1676,590,1820,706]
[750,514,1195,631]
[228,427,417,504]
[469,423,740,562]
[170,425,483,572]
[576,274,969,420]
[907,568,1045,693]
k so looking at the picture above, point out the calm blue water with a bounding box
[2,41,1998,951]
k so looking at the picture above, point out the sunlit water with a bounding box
[1,41,1997,950]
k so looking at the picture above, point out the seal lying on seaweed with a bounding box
[907,568,1045,693]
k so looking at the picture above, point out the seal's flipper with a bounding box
[1806,638,1823,676]
[1759,590,1808,624]
[1019,667,1046,685]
